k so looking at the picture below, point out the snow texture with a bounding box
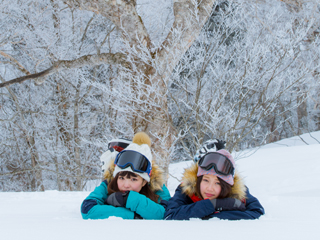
[1,131,320,240]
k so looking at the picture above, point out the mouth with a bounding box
[205,193,215,198]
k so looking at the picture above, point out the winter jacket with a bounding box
[164,163,265,220]
[81,160,171,220]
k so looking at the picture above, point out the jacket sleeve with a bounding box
[125,184,171,220]
[81,181,134,220]
[156,184,171,201]
[206,187,265,220]
[164,185,216,220]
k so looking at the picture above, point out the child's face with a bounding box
[200,174,222,200]
[117,174,147,193]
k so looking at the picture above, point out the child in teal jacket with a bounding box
[81,132,171,220]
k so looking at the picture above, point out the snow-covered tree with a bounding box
[0,0,319,190]
[169,0,320,160]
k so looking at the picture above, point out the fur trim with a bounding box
[103,158,116,183]
[180,163,198,197]
[180,163,246,200]
[148,161,166,192]
[103,159,165,192]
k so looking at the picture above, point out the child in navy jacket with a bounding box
[165,140,264,220]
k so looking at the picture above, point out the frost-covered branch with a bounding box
[62,0,152,47]
[156,0,215,77]
[0,53,129,88]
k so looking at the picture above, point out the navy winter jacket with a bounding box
[164,185,265,220]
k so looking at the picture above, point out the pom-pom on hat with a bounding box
[197,149,235,186]
[113,132,153,182]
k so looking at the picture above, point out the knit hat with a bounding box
[194,139,226,162]
[113,132,153,182]
[197,149,235,186]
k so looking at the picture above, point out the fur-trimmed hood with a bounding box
[180,163,247,200]
[103,158,166,193]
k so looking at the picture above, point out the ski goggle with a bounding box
[114,150,151,175]
[198,152,234,176]
[108,139,131,152]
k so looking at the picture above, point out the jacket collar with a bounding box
[180,163,246,200]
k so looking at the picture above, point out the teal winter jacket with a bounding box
[81,160,170,220]
[81,181,170,219]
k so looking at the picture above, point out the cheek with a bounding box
[200,182,207,195]
[131,182,143,192]
[215,185,222,195]
[117,179,123,189]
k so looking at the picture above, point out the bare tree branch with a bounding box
[0,50,31,75]
[0,52,129,88]
[156,0,215,76]
[62,0,151,48]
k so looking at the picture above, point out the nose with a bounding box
[207,182,215,191]
[123,179,131,188]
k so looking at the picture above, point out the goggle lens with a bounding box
[112,146,125,152]
[198,152,234,176]
[108,141,130,150]
[114,150,151,174]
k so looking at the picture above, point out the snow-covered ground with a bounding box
[1,132,320,240]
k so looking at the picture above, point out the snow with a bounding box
[1,131,320,240]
